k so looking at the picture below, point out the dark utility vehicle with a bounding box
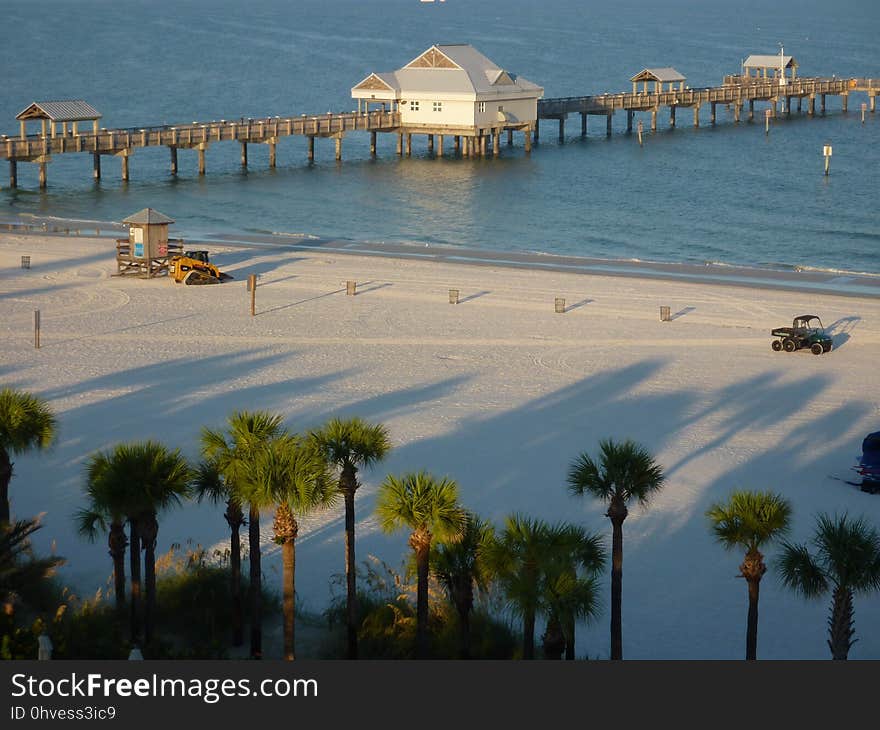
[771,315,833,355]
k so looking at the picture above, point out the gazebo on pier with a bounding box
[742,54,799,83]
[15,100,101,139]
[631,68,686,94]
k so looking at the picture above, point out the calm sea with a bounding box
[1,0,878,273]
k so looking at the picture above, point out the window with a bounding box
[410,101,420,111]
[433,101,443,112]
[478,101,486,113]
[498,105,504,112]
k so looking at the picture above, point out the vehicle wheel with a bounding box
[824,343,832,352]
[782,338,796,352]
[811,343,824,355]
[772,340,782,351]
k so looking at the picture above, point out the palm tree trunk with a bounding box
[0,448,13,525]
[129,520,142,646]
[108,519,127,612]
[542,614,565,659]
[523,609,536,660]
[609,508,626,661]
[745,576,760,660]
[415,541,430,659]
[829,587,855,660]
[565,617,576,660]
[343,488,359,660]
[225,499,244,647]
[283,537,296,660]
[140,513,159,648]
[248,504,262,659]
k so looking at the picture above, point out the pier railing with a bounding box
[1,110,401,160]
[539,77,861,116]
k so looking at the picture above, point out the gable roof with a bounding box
[743,55,797,70]
[352,72,400,93]
[352,44,542,99]
[630,67,686,83]
[122,208,175,225]
[16,100,101,122]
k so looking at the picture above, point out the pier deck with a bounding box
[2,75,878,189]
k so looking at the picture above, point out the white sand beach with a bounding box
[1,231,879,659]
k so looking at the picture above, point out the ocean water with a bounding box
[1,0,878,273]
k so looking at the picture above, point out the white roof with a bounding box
[744,54,797,69]
[353,44,542,100]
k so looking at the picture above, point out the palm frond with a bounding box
[0,388,57,455]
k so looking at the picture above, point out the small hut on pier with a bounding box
[116,208,183,278]
[630,68,686,94]
[742,54,799,84]
[15,100,101,140]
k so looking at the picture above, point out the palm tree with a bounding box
[706,490,792,660]
[484,514,551,660]
[76,460,131,613]
[193,460,247,646]
[429,512,494,659]
[0,388,57,525]
[201,410,285,659]
[251,434,335,660]
[311,417,391,659]
[567,438,665,660]
[84,442,190,648]
[778,513,880,660]
[1,517,64,609]
[542,524,605,660]
[376,471,465,658]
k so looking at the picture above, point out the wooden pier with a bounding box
[1,75,877,189]
[537,76,879,140]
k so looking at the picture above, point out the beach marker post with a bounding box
[34,309,40,348]
[660,306,671,322]
[21,255,30,269]
[555,297,566,313]
[248,274,256,316]
[346,280,356,296]
[449,289,459,304]
[823,144,832,176]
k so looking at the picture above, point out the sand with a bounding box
[1,231,879,659]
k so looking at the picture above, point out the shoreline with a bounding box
[4,217,879,299]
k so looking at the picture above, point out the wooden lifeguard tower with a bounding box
[116,208,183,278]
[631,68,686,94]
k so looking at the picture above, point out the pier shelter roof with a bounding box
[743,55,798,72]
[630,68,686,84]
[16,100,101,123]
[352,44,542,102]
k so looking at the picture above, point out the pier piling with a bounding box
[93,153,101,180]
[606,113,612,136]
[269,141,277,168]
[241,142,248,167]
[9,160,17,188]
[308,136,315,162]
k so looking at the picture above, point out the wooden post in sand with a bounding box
[555,297,566,313]
[34,309,40,348]
[248,274,256,316]
[449,289,459,304]
[346,280,357,296]
[660,306,671,322]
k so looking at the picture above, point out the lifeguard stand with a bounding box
[116,208,184,278]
